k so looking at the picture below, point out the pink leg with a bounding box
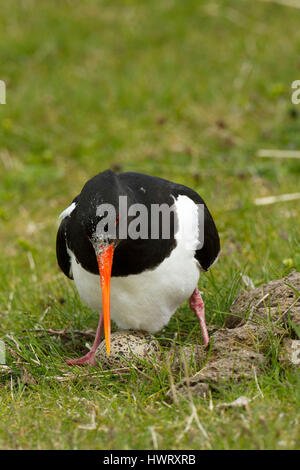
[189,288,209,347]
[66,312,104,366]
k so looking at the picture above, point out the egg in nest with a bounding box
[95,330,161,369]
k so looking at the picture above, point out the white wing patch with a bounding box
[59,202,76,220]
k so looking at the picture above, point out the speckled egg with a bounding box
[95,330,161,369]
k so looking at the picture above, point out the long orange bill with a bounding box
[96,244,114,356]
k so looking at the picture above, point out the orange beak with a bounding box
[96,244,114,356]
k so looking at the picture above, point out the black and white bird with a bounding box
[56,170,220,365]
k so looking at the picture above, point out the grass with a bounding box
[0,0,300,450]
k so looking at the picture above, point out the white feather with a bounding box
[59,202,76,220]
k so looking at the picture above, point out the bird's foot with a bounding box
[66,312,104,366]
[66,350,97,366]
[189,288,210,347]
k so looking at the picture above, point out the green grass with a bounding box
[0,0,300,450]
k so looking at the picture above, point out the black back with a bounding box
[56,170,220,278]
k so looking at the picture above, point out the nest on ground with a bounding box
[95,330,161,369]
[85,271,299,399]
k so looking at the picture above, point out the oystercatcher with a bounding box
[56,170,220,365]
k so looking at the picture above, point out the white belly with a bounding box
[69,195,200,333]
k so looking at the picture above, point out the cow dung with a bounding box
[226,270,300,331]
[170,271,300,399]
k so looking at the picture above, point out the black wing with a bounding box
[118,172,220,271]
[56,216,73,279]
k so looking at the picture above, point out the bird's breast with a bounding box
[69,195,201,332]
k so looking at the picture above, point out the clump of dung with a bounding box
[171,271,300,399]
[226,270,300,331]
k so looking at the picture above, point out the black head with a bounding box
[75,169,131,249]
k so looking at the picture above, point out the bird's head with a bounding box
[75,170,131,356]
